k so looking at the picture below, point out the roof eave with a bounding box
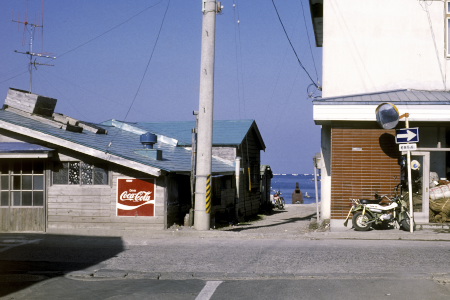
[309,0,323,47]
[314,104,450,124]
[0,119,162,177]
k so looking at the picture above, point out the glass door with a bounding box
[405,152,429,224]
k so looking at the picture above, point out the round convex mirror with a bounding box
[375,103,399,129]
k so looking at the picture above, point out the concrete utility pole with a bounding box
[194,0,220,230]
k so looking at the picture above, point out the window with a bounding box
[52,161,108,185]
[0,160,44,207]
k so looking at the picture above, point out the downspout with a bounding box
[235,156,241,221]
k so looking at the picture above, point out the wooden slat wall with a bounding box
[331,128,401,218]
[237,131,262,218]
[47,172,166,233]
[0,208,45,231]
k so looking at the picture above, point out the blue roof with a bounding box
[313,89,450,105]
[0,142,53,153]
[101,119,265,148]
[0,110,237,174]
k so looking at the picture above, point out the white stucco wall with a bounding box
[322,0,448,97]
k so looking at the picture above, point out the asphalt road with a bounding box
[1,204,449,299]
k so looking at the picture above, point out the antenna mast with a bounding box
[12,19,56,94]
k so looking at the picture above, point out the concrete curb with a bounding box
[117,225,450,244]
[305,230,450,241]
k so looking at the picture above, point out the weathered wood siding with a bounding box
[211,175,236,223]
[236,130,262,218]
[5,88,57,117]
[212,147,236,161]
[0,207,45,231]
[47,163,167,234]
[331,128,401,218]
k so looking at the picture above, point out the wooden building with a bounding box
[0,88,267,234]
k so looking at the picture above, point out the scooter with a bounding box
[344,184,412,231]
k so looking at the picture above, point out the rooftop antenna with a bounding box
[12,1,55,94]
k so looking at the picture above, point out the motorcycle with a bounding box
[273,190,285,210]
[344,184,413,231]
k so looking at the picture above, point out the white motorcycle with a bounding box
[344,184,413,231]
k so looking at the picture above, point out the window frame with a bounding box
[52,161,109,186]
[0,160,45,207]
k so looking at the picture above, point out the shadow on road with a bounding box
[0,233,125,298]
[222,213,317,232]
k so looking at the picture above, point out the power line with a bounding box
[232,0,246,118]
[271,0,320,89]
[122,0,171,121]
[300,0,319,83]
[107,0,171,150]
[57,0,165,59]
[0,70,28,85]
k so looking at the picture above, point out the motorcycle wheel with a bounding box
[352,211,372,231]
[400,216,415,232]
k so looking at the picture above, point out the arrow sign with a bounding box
[395,127,419,144]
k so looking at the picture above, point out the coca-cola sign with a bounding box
[117,178,155,216]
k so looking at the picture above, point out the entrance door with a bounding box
[407,152,430,223]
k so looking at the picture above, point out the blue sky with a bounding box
[0,0,322,174]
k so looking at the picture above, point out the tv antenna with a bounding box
[12,17,56,94]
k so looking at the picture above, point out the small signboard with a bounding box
[395,127,419,144]
[117,178,155,216]
[399,144,417,151]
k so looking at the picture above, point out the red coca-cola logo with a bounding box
[120,191,153,202]
[117,178,155,217]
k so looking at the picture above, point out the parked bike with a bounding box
[273,191,285,210]
[344,184,413,231]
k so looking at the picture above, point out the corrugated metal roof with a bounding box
[313,89,450,105]
[0,142,53,153]
[102,119,265,149]
[0,110,235,174]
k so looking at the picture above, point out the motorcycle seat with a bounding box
[360,199,381,204]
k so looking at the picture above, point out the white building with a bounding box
[310,0,450,228]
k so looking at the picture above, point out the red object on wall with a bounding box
[117,178,155,216]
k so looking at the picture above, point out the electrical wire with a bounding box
[0,70,28,84]
[57,0,165,59]
[107,0,171,149]
[271,0,320,89]
[232,0,246,118]
[300,0,319,84]
[122,0,170,122]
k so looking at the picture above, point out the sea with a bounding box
[271,174,320,204]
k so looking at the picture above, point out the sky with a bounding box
[0,0,322,174]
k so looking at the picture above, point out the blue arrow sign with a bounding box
[396,127,419,144]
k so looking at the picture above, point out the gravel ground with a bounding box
[217,204,319,236]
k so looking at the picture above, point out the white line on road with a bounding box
[196,281,223,300]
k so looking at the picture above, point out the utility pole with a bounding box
[194,0,221,230]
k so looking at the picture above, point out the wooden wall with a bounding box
[47,162,167,234]
[0,208,45,231]
[331,128,401,218]
[237,130,262,219]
